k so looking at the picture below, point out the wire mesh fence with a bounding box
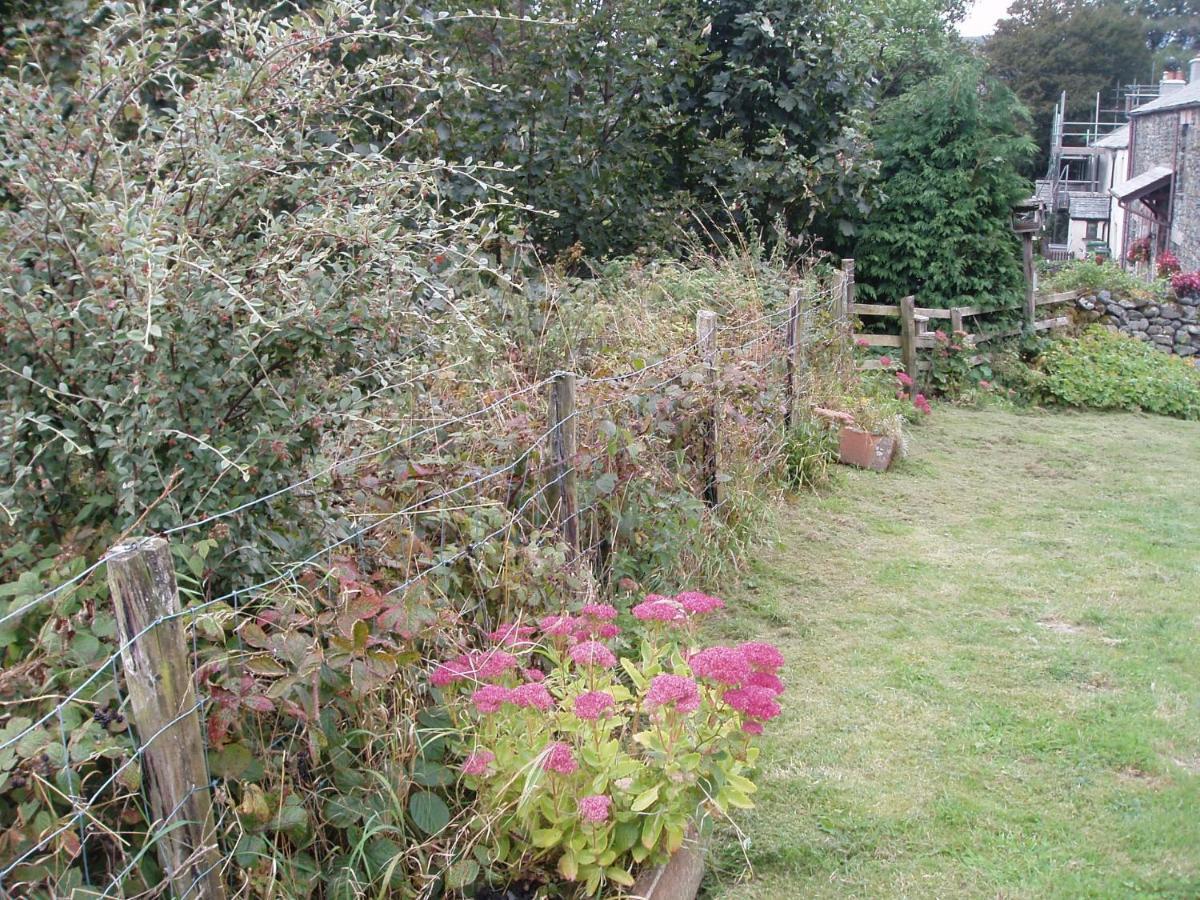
[0,269,851,898]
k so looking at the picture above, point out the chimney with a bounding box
[1190,57,1200,83]
[1162,70,1186,93]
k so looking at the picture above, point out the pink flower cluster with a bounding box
[632,590,724,624]
[1171,270,1200,297]
[723,685,782,733]
[569,640,618,668]
[542,741,578,774]
[689,641,786,695]
[574,690,616,720]
[431,648,519,687]
[646,674,701,713]
[470,681,554,714]
[489,623,536,647]
[461,749,495,775]
[632,595,686,623]
[913,393,931,415]
[578,794,612,823]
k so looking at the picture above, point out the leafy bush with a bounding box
[0,2,500,577]
[1039,327,1200,420]
[1043,259,1161,300]
[431,595,781,895]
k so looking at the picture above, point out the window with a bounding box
[1086,221,1098,240]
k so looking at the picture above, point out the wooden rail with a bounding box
[850,291,1080,382]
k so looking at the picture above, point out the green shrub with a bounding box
[1043,260,1163,301]
[1038,327,1200,419]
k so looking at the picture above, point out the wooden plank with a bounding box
[1033,315,1070,331]
[107,538,226,900]
[852,333,902,347]
[850,303,900,317]
[914,305,986,319]
[1035,290,1080,306]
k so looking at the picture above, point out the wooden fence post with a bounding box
[106,537,225,900]
[950,307,964,337]
[1022,233,1036,326]
[899,295,919,384]
[697,310,720,507]
[784,285,801,430]
[841,259,856,317]
[548,372,579,554]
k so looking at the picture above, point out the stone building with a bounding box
[1116,60,1200,271]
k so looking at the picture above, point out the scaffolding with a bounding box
[1036,83,1160,256]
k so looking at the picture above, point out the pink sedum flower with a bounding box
[723,685,782,722]
[578,794,612,823]
[430,656,471,687]
[523,667,546,683]
[542,741,578,774]
[675,591,725,615]
[880,355,893,368]
[471,684,512,714]
[747,671,785,695]
[896,371,914,387]
[539,614,575,637]
[511,682,554,711]
[461,749,495,775]
[580,603,619,621]
[574,690,616,720]
[633,597,686,623]
[742,720,764,735]
[490,623,536,646]
[476,649,520,681]
[569,640,618,668]
[739,641,784,673]
[689,646,751,685]
[646,674,701,713]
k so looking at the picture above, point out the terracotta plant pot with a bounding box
[629,831,707,900]
[837,427,898,472]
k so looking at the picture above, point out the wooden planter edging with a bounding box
[626,833,707,900]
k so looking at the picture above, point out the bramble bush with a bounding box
[432,594,782,895]
[0,1,505,578]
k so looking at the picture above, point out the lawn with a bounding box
[704,406,1200,899]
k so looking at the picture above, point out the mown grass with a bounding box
[704,406,1200,899]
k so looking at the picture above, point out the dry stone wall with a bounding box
[1075,291,1200,356]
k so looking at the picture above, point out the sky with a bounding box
[957,0,1011,37]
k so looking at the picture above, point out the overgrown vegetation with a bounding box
[1043,259,1164,300]
[1038,326,1200,419]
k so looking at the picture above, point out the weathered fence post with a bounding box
[1022,232,1036,327]
[841,259,856,317]
[106,537,225,900]
[548,372,579,554]
[950,307,964,337]
[899,295,919,385]
[784,285,801,430]
[697,310,720,507]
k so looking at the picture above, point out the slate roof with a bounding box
[1068,193,1111,220]
[1111,166,1173,201]
[1093,125,1129,150]
[1129,81,1200,116]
